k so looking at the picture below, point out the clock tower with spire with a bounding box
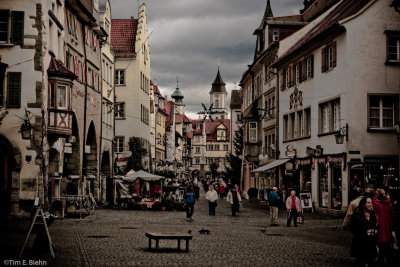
[209,67,228,119]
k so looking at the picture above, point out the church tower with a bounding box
[171,78,185,115]
[209,68,228,119]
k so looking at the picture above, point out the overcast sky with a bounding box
[110,0,304,118]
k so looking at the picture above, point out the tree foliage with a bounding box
[125,137,148,173]
[225,125,243,186]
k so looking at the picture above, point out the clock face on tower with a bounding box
[214,93,219,98]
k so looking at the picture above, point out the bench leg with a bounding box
[177,239,181,250]
[185,240,189,252]
[156,239,159,251]
[148,238,152,250]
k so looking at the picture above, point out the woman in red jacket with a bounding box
[219,183,225,199]
[373,189,393,265]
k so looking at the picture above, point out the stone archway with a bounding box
[84,121,97,196]
[0,135,21,215]
[65,114,80,195]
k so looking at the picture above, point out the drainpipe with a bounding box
[81,23,89,196]
[99,47,103,202]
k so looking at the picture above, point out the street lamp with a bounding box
[20,108,32,140]
[395,121,400,144]
[335,123,349,144]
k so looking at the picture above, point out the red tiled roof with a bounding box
[191,119,231,142]
[157,107,168,116]
[275,0,370,65]
[165,101,174,131]
[153,85,161,95]
[205,119,230,142]
[186,132,194,139]
[47,57,77,79]
[111,19,137,58]
[175,114,191,124]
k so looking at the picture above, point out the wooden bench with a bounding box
[145,232,193,252]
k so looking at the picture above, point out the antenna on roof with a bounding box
[217,57,221,69]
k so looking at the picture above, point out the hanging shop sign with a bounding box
[285,144,296,158]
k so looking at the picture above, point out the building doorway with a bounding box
[0,138,15,215]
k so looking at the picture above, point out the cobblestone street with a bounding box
[0,189,358,267]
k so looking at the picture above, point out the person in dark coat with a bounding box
[350,197,378,267]
[373,189,394,265]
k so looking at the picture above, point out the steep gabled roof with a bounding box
[175,114,191,124]
[254,0,274,34]
[274,0,371,66]
[47,57,77,79]
[210,68,226,94]
[111,19,137,58]
[204,119,231,142]
[230,90,243,109]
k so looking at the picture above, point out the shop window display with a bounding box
[331,165,342,210]
[301,168,311,192]
[349,164,364,201]
[319,164,328,208]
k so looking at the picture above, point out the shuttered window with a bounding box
[0,10,24,44]
[11,11,24,45]
[7,72,21,108]
[0,10,10,42]
[322,42,336,72]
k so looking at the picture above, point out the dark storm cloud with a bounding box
[110,0,303,117]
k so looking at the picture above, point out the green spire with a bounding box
[256,0,274,32]
[171,76,184,106]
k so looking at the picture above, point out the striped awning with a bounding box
[251,158,291,172]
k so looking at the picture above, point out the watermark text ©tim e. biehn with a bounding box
[3,260,47,266]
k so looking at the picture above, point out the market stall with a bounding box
[116,170,164,209]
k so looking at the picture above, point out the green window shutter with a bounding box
[11,11,24,45]
[7,72,21,108]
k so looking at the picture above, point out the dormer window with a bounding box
[273,30,279,42]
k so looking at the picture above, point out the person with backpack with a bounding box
[227,187,241,216]
[268,187,281,226]
[185,186,196,221]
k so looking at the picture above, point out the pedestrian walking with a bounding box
[185,186,196,221]
[285,191,302,227]
[349,197,378,266]
[343,187,364,230]
[194,183,200,200]
[219,183,225,199]
[227,187,241,216]
[373,189,394,265]
[206,185,218,216]
[268,187,280,226]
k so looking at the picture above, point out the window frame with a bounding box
[115,69,125,85]
[386,31,400,65]
[115,102,125,119]
[248,121,257,143]
[368,94,398,130]
[318,98,341,135]
[114,136,124,153]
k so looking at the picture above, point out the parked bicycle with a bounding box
[66,193,96,215]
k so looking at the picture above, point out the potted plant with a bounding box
[165,196,174,211]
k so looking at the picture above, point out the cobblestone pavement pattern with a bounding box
[1,189,357,267]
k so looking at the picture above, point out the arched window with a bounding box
[215,99,219,108]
